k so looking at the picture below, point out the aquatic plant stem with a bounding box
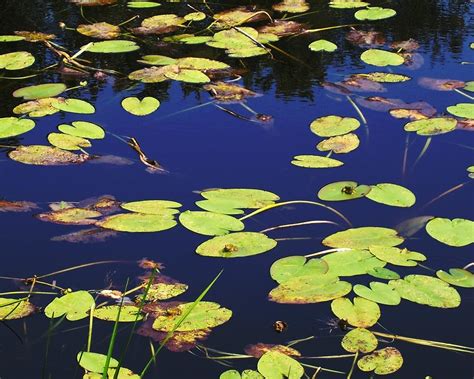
[453,88,474,100]
[35,260,126,280]
[402,134,410,177]
[300,363,346,375]
[239,200,352,227]
[412,137,431,170]
[304,248,352,259]
[259,220,339,234]
[346,351,358,379]
[421,182,468,211]
[87,303,95,352]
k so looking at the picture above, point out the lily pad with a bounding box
[201,188,279,209]
[195,199,246,215]
[446,103,474,119]
[121,200,181,215]
[0,298,35,320]
[145,282,188,301]
[184,11,206,21]
[367,267,401,280]
[84,40,139,53]
[353,282,401,305]
[77,22,120,39]
[436,269,474,288]
[99,213,177,233]
[52,98,95,114]
[323,227,404,249]
[330,1,369,9]
[310,115,360,137]
[245,344,301,359]
[179,211,244,236]
[353,72,411,83]
[37,208,102,225]
[389,275,461,308]
[331,297,380,327]
[316,133,360,154]
[357,347,403,375]
[8,145,90,165]
[0,117,35,138]
[361,49,404,67]
[13,97,61,117]
[318,181,371,201]
[77,352,118,372]
[425,218,474,247]
[273,0,310,13]
[220,370,263,379]
[45,291,95,321]
[291,155,344,168]
[152,302,232,332]
[127,1,161,8]
[93,305,143,322]
[121,97,160,116]
[308,39,337,52]
[369,246,426,267]
[58,121,105,139]
[270,256,328,284]
[257,351,304,379]
[404,117,457,136]
[13,83,66,100]
[365,183,416,207]
[48,132,91,151]
[355,7,397,21]
[341,328,378,353]
[164,68,210,83]
[0,51,35,70]
[323,249,386,277]
[196,232,277,258]
[0,35,25,42]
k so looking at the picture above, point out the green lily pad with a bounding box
[329,1,369,9]
[13,83,66,100]
[323,227,404,249]
[270,256,328,284]
[365,183,416,207]
[316,133,360,154]
[174,57,229,70]
[361,49,404,67]
[196,232,277,258]
[425,217,474,247]
[84,40,140,53]
[45,291,95,321]
[121,200,181,215]
[221,370,263,379]
[152,301,232,332]
[257,351,304,379]
[323,249,386,277]
[201,188,279,209]
[83,367,140,379]
[48,132,91,151]
[341,328,378,353]
[0,35,25,42]
[0,51,35,70]
[468,165,474,179]
[308,39,337,52]
[195,199,245,215]
[98,213,177,233]
[0,298,35,320]
[121,96,160,116]
[367,267,400,280]
[404,117,457,136]
[463,81,474,92]
[436,269,474,288]
[127,1,161,8]
[353,72,411,83]
[446,103,474,119]
[369,246,426,267]
[52,98,95,114]
[184,11,206,21]
[357,347,403,375]
[331,297,380,327]
[58,121,105,139]
[0,117,35,138]
[93,305,143,322]
[13,97,60,117]
[310,115,360,137]
[145,282,188,301]
[77,352,118,372]
[318,181,371,201]
[179,211,244,236]
[291,155,344,168]
[8,145,90,165]
[353,282,401,305]
[164,68,210,83]
[355,7,397,21]
[389,274,461,308]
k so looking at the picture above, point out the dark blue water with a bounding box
[0,1,473,378]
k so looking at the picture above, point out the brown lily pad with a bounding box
[0,200,39,212]
[244,343,301,358]
[77,22,120,39]
[36,208,102,225]
[8,145,91,166]
[14,31,55,42]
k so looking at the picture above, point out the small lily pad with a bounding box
[323,227,404,249]
[195,199,245,215]
[99,213,177,233]
[93,305,143,322]
[361,49,404,67]
[331,297,380,327]
[127,1,161,8]
[196,232,277,258]
[367,267,400,280]
[220,370,263,379]
[330,1,369,9]
[0,117,35,138]
[8,145,90,165]
[84,40,140,53]
[121,97,160,116]
[357,347,403,375]
[201,188,279,209]
[179,211,244,236]
[318,181,371,201]
[257,351,304,379]
[184,11,206,21]
[0,298,35,320]
[0,35,25,42]
[52,98,95,114]
[341,328,378,353]
[77,352,118,372]
[291,155,344,168]
[355,7,397,21]
[436,269,474,288]
[13,97,60,117]
[270,256,329,284]
[425,217,474,247]
[446,103,474,119]
[308,39,337,52]
[45,291,95,321]
[369,246,426,267]
[404,117,457,136]
[58,121,105,139]
[121,200,181,215]
[0,51,35,70]
[48,132,91,151]
[365,183,416,207]
[353,282,401,305]
[13,83,66,100]
[77,22,120,39]
[37,208,101,225]
[310,115,360,137]
[316,133,360,154]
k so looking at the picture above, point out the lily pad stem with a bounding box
[260,220,339,234]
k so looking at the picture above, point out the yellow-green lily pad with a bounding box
[426,217,474,247]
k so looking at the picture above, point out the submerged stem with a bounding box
[259,220,339,234]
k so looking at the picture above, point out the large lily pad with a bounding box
[357,347,403,375]
[331,297,380,327]
[436,269,474,288]
[121,200,181,215]
[316,133,360,154]
[8,145,90,165]
[83,40,139,53]
[389,275,461,308]
[196,232,277,258]
[270,256,328,284]
[58,121,105,139]
[404,117,457,136]
[48,132,91,151]
[353,282,401,305]
[0,51,35,70]
[152,301,232,332]
[45,291,95,321]
[257,351,304,379]
[318,181,371,201]
[98,213,177,233]
[369,246,426,266]
[0,298,35,320]
[425,217,474,247]
[361,49,404,67]
[121,97,160,116]
[323,227,404,249]
[179,211,244,236]
[365,183,416,207]
[93,305,143,322]
[446,103,474,119]
[291,155,344,168]
[52,98,95,114]
[355,7,397,21]
[0,117,35,138]
[323,249,386,277]
[77,352,118,372]
[341,328,378,353]
[195,199,246,215]
[309,39,337,52]
[13,83,66,100]
[310,115,360,137]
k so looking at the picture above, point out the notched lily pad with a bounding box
[0,298,36,320]
[404,117,457,136]
[48,132,91,151]
[331,297,380,327]
[366,183,416,207]
[58,121,105,139]
[369,246,426,267]
[291,155,343,168]
[0,51,35,70]
[257,351,304,379]
[309,39,337,52]
[358,347,403,375]
[446,103,474,119]
[179,211,244,236]
[318,181,371,201]
[8,145,90,165]
[310,115,360,137]
[270,256,329,284]
[316,133,360,154]
[323,227,404,249]
[436,269,474,288]
[45,291,95,321]
[93,305,143,322]
[361,49,404,67]
[0,117,35,138]
[341,328,378,353]
[121,97,160,116]
[353,282,401,305]
[13,83,67,100]
[425,217,474,247]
